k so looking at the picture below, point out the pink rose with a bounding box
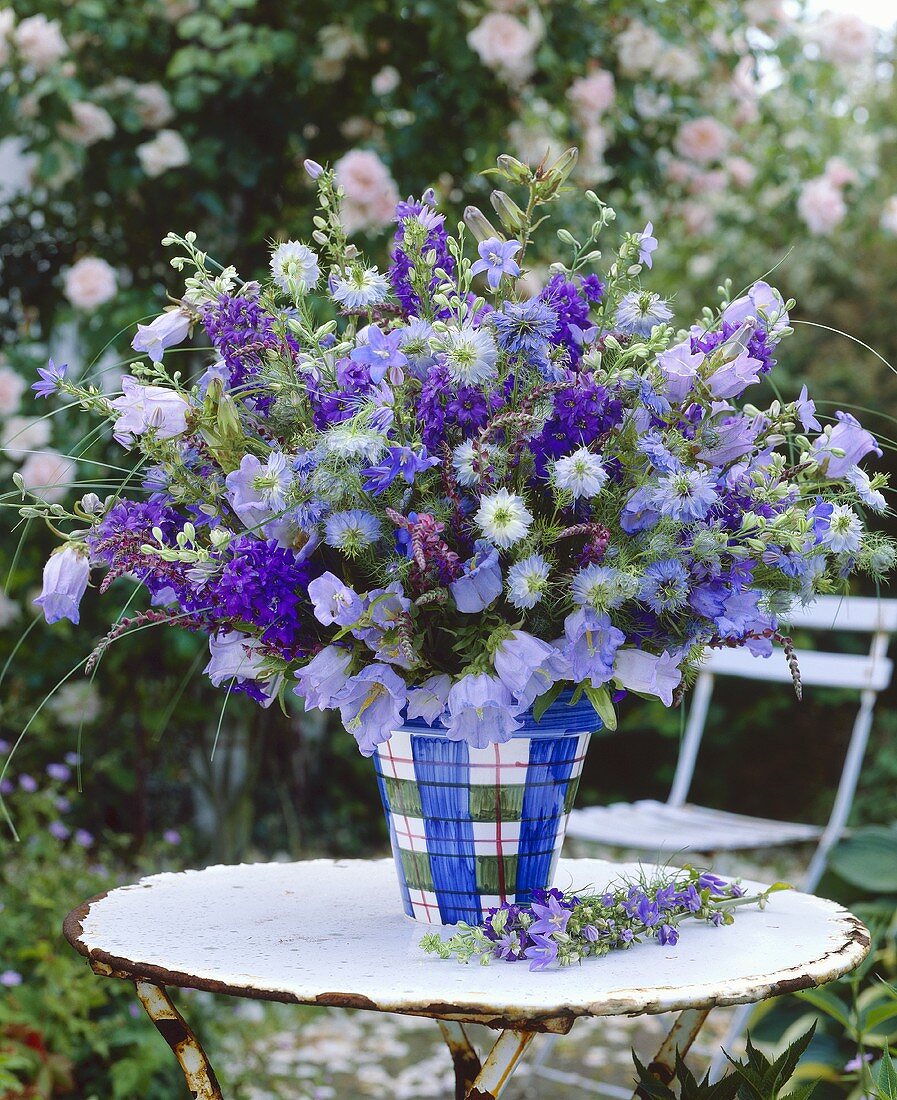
[823,157,857,189]
[57,101,115,147]
[13,13,67,72]
[567,70,615,124]
[133,83,175,128]
[0,365,26,416]
[19,450,78,504]
[797,176,847,236]
[674,117,728,164]
[63,257,118,311]
[810,13,875,66]
[726,157,756,189]
[467,12,541,84]
[334,149,399,234]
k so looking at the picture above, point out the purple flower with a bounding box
[656,342,703,404]
[131,309,191,363]
[304,158,324,179]
[616,291,673,337]
[349,325,408,384]
[334,663,407,756]
[451,541,502,613]
[524,933,559,972]
[811,412,881,479]
[0,780,13,796]
[637,222,658,268]
[163,829,182,845]
[406,674,452,723]
[658,923,679,946]
[493,631,568,709]
[539,273,604,367]
[46,763,71,782]
[308,573,363,628]
[19,774,37,793]
[74,829,94,847]
[582,924,600,942]
[361,446,439,495]
[492,298,557,361]
[294,646,353,710]
[471,237,522,290]
[651,469,718,522]
[639,560,689,614]
[613,649,682,707]
[698,413,762,466]
[528,893,572,936]
[32,358,67,398]
[441,673,523,748]
[563,608,625,688]
[34,545,90,625]
[620,485,661,534]
[204,631,281,708]
[722,280,789,337]
[110,377,190,446]
[706,349,764,400]
[795,385,821,433]
[49,821,70,841]
[0,971,23,987]
[325,510,382,552]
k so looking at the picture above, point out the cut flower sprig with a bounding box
[420,866,791,972]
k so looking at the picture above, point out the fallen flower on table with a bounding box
[419,866,791,971]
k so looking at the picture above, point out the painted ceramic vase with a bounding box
[372,691,601,925]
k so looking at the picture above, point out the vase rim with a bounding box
[397,686,603,740]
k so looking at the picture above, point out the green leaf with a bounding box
[878,1049,897,1100]
[582,682,617,731]
[532,681,564,723]
[828,828,897,892]
[795,987,852,1030]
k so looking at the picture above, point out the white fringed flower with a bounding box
[270,241,320,295]
[474,488,532,549]
[331,266,389,310]
[506,554,550,609]
[553,447,608,499]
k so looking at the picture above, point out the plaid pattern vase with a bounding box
[373,692,601,925]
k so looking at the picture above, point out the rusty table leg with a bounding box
[438,1020,483,1100]
[134,980,223,1100]
[465,1028,536,1099]
[634,1007,711,1098]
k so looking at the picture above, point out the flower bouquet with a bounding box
[21,149,892,924]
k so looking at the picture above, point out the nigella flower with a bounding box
[360,446,439,495]
[294,645,353,710]
[562,607,625,687]
[571,564,637,611]
[450,540,502,613]
[406,674,452,724]
[331,265,390,311]
[493,630,568,709]
[821,504,863,554]
[321,423,386,462]
[651,469,718,522]
[451,440,499,488]
[470,237,522,290]
[637,222,658,268]
[270,241,320,295]
[32,358,68,399]
[398,318,438,377]
[613,649,682,706]
[553,446,608,499]
[325,510,382,553]
[491,298,558,359]
[34,545,90,625]
[506,553,550,610]
[437,324,498,386]
[334,663,407,756]
[639,559,690,614]
[131,308,191,363]
[474,488,533,549]
[349,324,408,384]
[440,673,523,748]
[846,467,886,513]
[307,572,364,627]
[615,291,673,337]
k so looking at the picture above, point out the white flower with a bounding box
[467,12,542,84]
[270,241,320,296]
[674,117,728,164]
[553,447,608,500]
[822,504,863,555]
[133,82,175,128]
[571,564,637,610]
[18,450,78,504]
[371,65,400,96]
[474,489,532,549]
[136,129,189,178]
[331,266,389,310]
[797,176,847,236]
[438,325,498,386]
[1,415,51,462]
[110,377,190,446]
[57,101,115,148]
[63,257,118,310]
[13,13,67,72]
[322,423,386,462]
[616,21,665,76]
[506,554,550,610]
[46,680,102,727]
[809,12,875,65]
[451,440,499,487]
[846,467,886,514]
[0,365,26,416]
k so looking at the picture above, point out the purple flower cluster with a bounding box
[390,194,456,316]
[540,273,604,366]
[532,375,624,473]
[415,364,504,449]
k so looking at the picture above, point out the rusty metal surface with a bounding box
[636,1008,710,1096]
[63,858,870,1032]
[466,1030,535,1099]
[438,1021,483,1100]
[134,980,223,1100]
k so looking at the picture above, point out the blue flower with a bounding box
[528,894,572,936]
[524,933,559,972]
[34,545,90,625]
[492,298,557,360]
[615,291,673,336]
[325,510,382,552]
[493,630,568,709]
[450,540,502,613]
[349,325,408,384]
[334,663,407,756]
[360,446,439,495]
[470,237,522,290]
[562,607,625,687]
[651,469,718,522]
[637,222,658,268]
[307,572,363,627]
[32,358,68,399]
[440,673,522,748]
[639,560,690,614]
[294,646,353,710]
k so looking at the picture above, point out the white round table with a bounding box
[63,858,870,1100]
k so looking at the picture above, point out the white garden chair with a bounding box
[531,594,897,1095]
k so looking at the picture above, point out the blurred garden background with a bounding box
[1,0,896,1096]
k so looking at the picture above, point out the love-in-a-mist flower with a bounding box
[470,237,522,290]
[571,564,636,610]
[821,504,863,554]
[325,510,382,553]
[474,488,532,548]
[639,559,690,613]
[451,440,498,487]
[437,324,498,386]
[270,241,320,295]
[331,266,389,310]
[846,467,886,513]
[652,469,718,521]
[615,291,673,337]
[553,447,608,499]
[506,553,549,609]
[131,309,191,363]
[34,544,90,625]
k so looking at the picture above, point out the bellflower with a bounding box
[563,607,626,687]
[451,540,502,612]
[637,222,658,268]
[613,649,682,706]
[32,358,68,399]
[706,350,764,399]
[722,280,789,337]
[204,630,281,707]
[441,673,522,748]
[349,325,408,383]
[493,630,568,708]
[656,342,703,403]
[308,572,364,627]
[811,412,882,479]
[361,446,439,495]
[406,674,452,724]
[110,377,190,446]
[795,385,821,433]
[470,237,522,290]
[335,663,407,756]
[294,646,353,710]
[131,308,191,363]
[34,545,90,625]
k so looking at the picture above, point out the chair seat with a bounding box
[566,800,825,852]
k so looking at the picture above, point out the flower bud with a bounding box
[463,205,501,244]
[538,147,579,196]
[495,154,531,184]
[489,190,527,232]
[303,158,324,180]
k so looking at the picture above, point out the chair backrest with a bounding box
[666,595,897,888]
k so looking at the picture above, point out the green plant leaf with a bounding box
[828,829,897,892]
[878,1049,897,1100]
[532,681,564,722]
[582,682,617,730]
